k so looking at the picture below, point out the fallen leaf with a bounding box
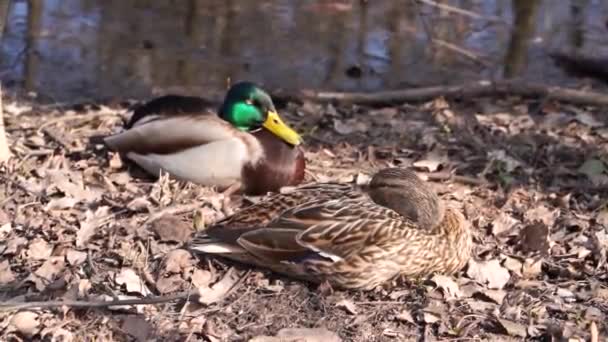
[66,249,88,266]
[40,327,74,341]
[276,328,341,342]
[333,119,367,135]
[524,205,558,227]
[395,310,415,324]
[4,237,27,255]
[522,258,543,278]
[156,274,184,294]
[9,311,40,337]
[126,197,151,212]
[431,275,462,299]
[503,256,523,275]
[30,256,66,291]
[27,238,53,260]
[335,299,358,314]
[162,249,194,274]
[77,206,111,247]
[45,196,79,211]
[518,222,550,255]
[413,159,443,172]
[0,260,15,284]
[149,215,192,243]
[197,268,239,305]
[121,315,152,342]
[496,318,527,338]
[115,268,152,296]
[491,212,520,236]
[191,269,213,288]
[423,312,441,324]
[475,289,506,304]
[467,259,511,289]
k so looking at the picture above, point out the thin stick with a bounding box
[0,269,250,312]
[304,79,608,107]
[416,0,506,24]
[0,292,195,312]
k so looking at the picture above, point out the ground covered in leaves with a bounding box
[0,91,607,341]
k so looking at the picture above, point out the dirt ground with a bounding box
[0,92,607,341]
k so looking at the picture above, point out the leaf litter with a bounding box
[0,93,607,341]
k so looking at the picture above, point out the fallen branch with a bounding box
[0,269,250,312]
[303,80,608,107]
[0,292,195,312]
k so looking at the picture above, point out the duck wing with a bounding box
[126,95,218,128]
[104,113,240,155]
[228,197,405,264]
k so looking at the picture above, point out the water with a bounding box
[1,0,607,102]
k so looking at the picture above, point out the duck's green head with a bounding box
[219,82,302,146]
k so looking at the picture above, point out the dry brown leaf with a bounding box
[335,299,358,314]
[519,222,550,255]
[333,118,367,135]
[496,318,527,338]
[503,256,523,275]
[197,268,239,305]
[395,310,415,324]
[121,316,152,342]
[491,212,520,236]
[27,238,53,260]
[126,197,151,212]
[77,206,111,247]
[522,258,543,278]
[0,259,15,284]
[149,214,192,243]
[251,328,342,342]
[9,311,40,337]
[115,268,152,296]
[476,289,507,305]
[162,249,194,274]
[191,269,213,288]
[66,249,88,266]
[156,274,184,294]
[45,196,80,211]
[30,256,66,291]
[431,275,462,299]
[4,236,27,255]
[524,204,558,227]
[467,259,511,289]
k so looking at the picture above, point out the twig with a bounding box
[304,79,608,107]
[416,0,506,24]
[0,292,196,312]
[423,171,487,186]
[0,269,250,312]
[431,39,489,66]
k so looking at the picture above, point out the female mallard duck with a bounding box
[103,82,305,196]
[189,168,473,290]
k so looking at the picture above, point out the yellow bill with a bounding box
[263,110,302,146]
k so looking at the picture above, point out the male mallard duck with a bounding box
[103,82,305,196]
[189,168,472,290]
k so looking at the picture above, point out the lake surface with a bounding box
[1,0,607,102]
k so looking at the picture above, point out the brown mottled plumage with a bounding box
[189,168,473,290]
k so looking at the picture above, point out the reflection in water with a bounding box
[0,0,607,102]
